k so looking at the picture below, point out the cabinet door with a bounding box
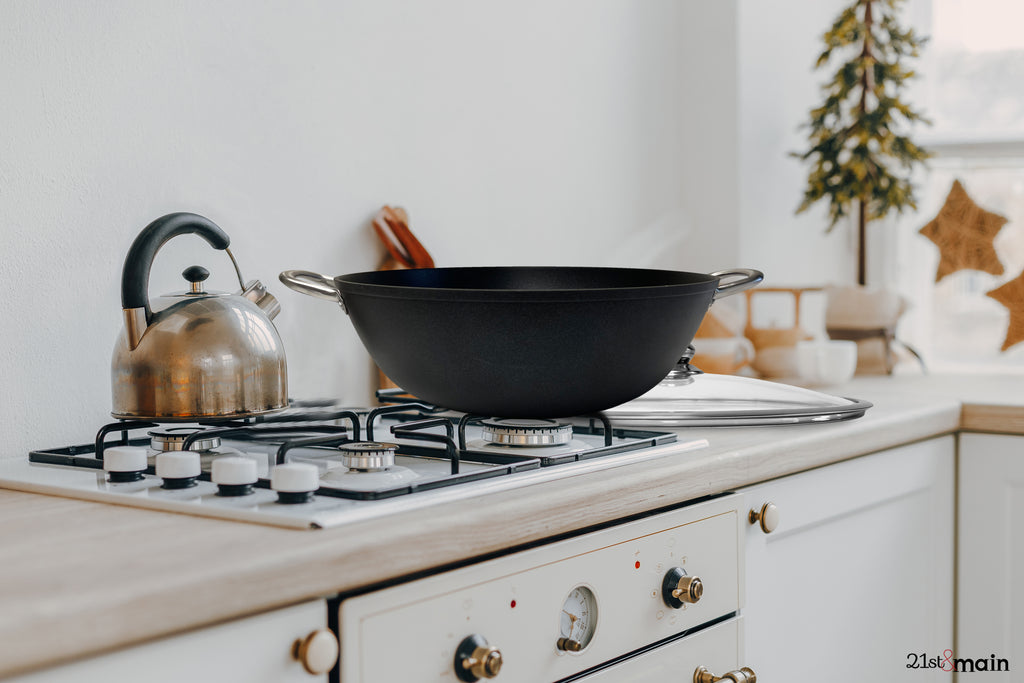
[9,600,331,683]
[958,433,1022,681]
[742,437,954,682]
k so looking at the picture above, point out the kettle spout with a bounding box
[123,307,147,351]
[241,280,281,320]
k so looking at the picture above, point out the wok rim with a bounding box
[333,266,720,302]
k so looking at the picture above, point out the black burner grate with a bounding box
[29,398,676,501]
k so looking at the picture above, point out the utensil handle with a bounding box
[278,270,344,306]
[710,269,763,301]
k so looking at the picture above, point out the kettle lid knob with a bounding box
[182,265,210,283]
[182,265,210,294]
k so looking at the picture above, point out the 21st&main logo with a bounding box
[907,650,1010,673]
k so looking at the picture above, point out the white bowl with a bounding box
[795,340,858,386]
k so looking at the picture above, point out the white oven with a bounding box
[337,494,753,682]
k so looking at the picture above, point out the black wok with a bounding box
[279,266,762,418]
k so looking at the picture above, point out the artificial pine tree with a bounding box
[794,0,930,285]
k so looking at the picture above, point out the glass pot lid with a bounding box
[603,367,872,427]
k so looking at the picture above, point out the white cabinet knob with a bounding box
[293,629,339,675]
[749,502,780,534]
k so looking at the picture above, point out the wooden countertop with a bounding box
[0,374,1016,678]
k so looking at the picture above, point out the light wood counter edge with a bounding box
[960,403,1024,435]
[0,398,965,678]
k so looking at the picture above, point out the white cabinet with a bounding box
[958,432,1023,680]
[8,600,333,683]
[741,437,954,681]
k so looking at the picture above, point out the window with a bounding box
[894,0,1024,372]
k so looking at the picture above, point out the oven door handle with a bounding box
[694,665,758,683]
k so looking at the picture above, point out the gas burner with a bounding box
[480,419,574,447]
[149,426,222,453]
[338,442,398,472]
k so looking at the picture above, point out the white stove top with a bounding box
[0,405,708,529]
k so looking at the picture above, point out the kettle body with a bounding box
[111,213,288,420]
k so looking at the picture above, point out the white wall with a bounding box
[0,0,743,457]
[738,0,862,289]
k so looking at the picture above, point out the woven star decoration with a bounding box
[987,272,1024,351]
[919,179,1008,282]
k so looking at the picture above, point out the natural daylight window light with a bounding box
[894,0,1024,372]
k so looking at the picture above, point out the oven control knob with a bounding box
[292,628,339,675]
[662,567,703,609]
[212,456,258,496]
[103,446,148,482]
[270,463,319,504]
[454,634,503,681]
[749,502,779,534]
[694,665,757,682]
[156,451,201,489]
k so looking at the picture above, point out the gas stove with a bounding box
[0,397,705,529]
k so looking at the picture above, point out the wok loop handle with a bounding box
[710,269,763,302]
[278,270,347,312]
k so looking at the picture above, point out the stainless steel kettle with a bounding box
[111,212,288,420]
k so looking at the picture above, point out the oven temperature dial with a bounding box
[662,567,703,609]
[557,585,598,652]
[454,634,503,681]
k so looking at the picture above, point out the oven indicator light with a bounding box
[635,561,641,569]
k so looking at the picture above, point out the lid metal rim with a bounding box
[605,397,873,424]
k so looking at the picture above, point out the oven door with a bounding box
[568,617,743,682]
[338,496,744,682]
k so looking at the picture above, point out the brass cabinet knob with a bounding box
[694,665,757,682]
[455,634,503,681]
[292,629,339,675]
[749,502,779,534]
[662,567,703,609]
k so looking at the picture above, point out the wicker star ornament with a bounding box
[987,273,1024,351]
[919,179,1008,282]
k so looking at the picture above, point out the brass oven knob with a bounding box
[749,501,779,534]
[556,637,583,651]
[292,629,339,675]
[694,665,757,682]
[455,634,503,681]
[662,567,703,609]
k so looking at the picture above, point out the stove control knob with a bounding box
[694,665,757,682]
[662,567,703,609]
[455,634,502,681]
[270,463,319,504]
[212,456,258,496]
[156,451,201,489]
[292,628,339,675]
[749,502,779,534]
[104,446,148,482]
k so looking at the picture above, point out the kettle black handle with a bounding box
[121,212,231,319]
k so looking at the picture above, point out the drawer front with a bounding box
[577,617,743,682]
[339,495,742,682]
[10,600,330,683]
